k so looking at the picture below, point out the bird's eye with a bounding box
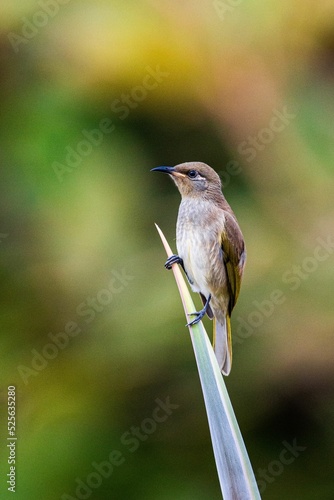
[187,170,198,179]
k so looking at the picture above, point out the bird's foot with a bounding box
[186,309,206,327]
[165,254,184,270]
[186,294,212,327]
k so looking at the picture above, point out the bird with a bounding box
[151,162,246,375]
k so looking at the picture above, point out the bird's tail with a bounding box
[213,315,232,376]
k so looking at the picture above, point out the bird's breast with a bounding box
[176,199,227,297]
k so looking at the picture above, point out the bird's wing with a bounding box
[220,211,246,315]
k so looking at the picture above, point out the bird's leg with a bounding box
[164,254,185,271]
[187,294,212,327]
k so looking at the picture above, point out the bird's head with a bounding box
[151,162,222,199]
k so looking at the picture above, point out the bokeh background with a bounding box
[1,1,334,499]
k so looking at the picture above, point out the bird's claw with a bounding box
[186,310,206,327]
[164,254,183,270]
[185,294,212,327]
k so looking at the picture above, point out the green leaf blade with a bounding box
[155,224,261,500]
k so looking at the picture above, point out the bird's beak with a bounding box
[151,167,185,178]
[151,166,175,174]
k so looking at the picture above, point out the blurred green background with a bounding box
[1,1,334,499]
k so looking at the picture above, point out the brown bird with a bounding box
[151,162,246,375]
